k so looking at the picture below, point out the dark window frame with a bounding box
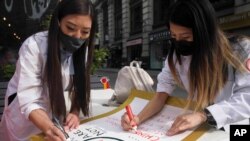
[130,0,142,35]
[102,1,109,43]
[209,0,234,11]
[153,0,171,29]
[114,0,122,40]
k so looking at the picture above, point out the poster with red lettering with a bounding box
[68,97,195,141]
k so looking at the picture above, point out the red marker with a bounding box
[100,77,110,89]
[125,105,137,130]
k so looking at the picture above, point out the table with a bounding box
[198,128,229,141]
[89,89,117,117]
[64,89,117,118]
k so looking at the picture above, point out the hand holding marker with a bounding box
[52,115,71,141]
[125,105,137,131]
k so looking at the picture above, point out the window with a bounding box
[102,1,109,43]
[209,0,234,11]
[130,0,142,35]
[114,0,122,12]
[114,0,122,40]
[153,0,171,28]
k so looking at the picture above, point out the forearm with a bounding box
[29,109,54,133]
[138,92,168,124]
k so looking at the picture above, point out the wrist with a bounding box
[199,111,207,122]
[71,109,80,116]
[204,108,217,127]
[136,115,142,125]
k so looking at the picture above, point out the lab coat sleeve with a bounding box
[207,39,250,129]
[156,58,176,95]
[15,35,48,120]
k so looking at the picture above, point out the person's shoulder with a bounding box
[33,31,48,38]
[19,31,48,55]
[228,34,250,45]
[22,31,48,45]
[228,35,250,60]
[233,36,250,51]
[31,31,48,43]
[239,37,250,56]
[33,31,48,45]
[238,36,250,46]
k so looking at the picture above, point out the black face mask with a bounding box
[59,30,86,53]
[172,39,194,56]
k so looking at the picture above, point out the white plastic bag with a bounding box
[108,61,154,105]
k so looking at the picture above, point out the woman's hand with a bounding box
[64,112,80,131]
[121,112,139,131]
[246,59,250,71]
[44,125,66,141]
[166,112,207,136]
[29,109,67,141]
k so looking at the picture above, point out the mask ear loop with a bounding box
[88,1,93,15]
[58,20,62,35]
[88,4,91,15]
[85,46,88,65]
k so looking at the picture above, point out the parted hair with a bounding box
[45,0,96,121]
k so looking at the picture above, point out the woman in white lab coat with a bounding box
[0,0,96,140]
[121,0,250,136]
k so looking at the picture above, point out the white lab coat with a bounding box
[0,31,74,141]
[157,38,250,130]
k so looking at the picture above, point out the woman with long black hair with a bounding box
[0,0,96,140]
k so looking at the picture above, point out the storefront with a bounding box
[149,28,171,70]
[219,11,250,35]
[108,42,122,68]
[126,38,142,64]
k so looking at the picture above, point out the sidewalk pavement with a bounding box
[95,68,187,98]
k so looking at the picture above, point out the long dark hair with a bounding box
[167,0,246,110]
[45,0,95,120]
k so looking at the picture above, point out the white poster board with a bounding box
[68,98,197,141]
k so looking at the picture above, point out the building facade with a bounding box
[94,0,170,69]
[94,0,250,70]
[214,0,250,35]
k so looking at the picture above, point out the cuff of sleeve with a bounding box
[21,104,46,120]
[206,105,228,129]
